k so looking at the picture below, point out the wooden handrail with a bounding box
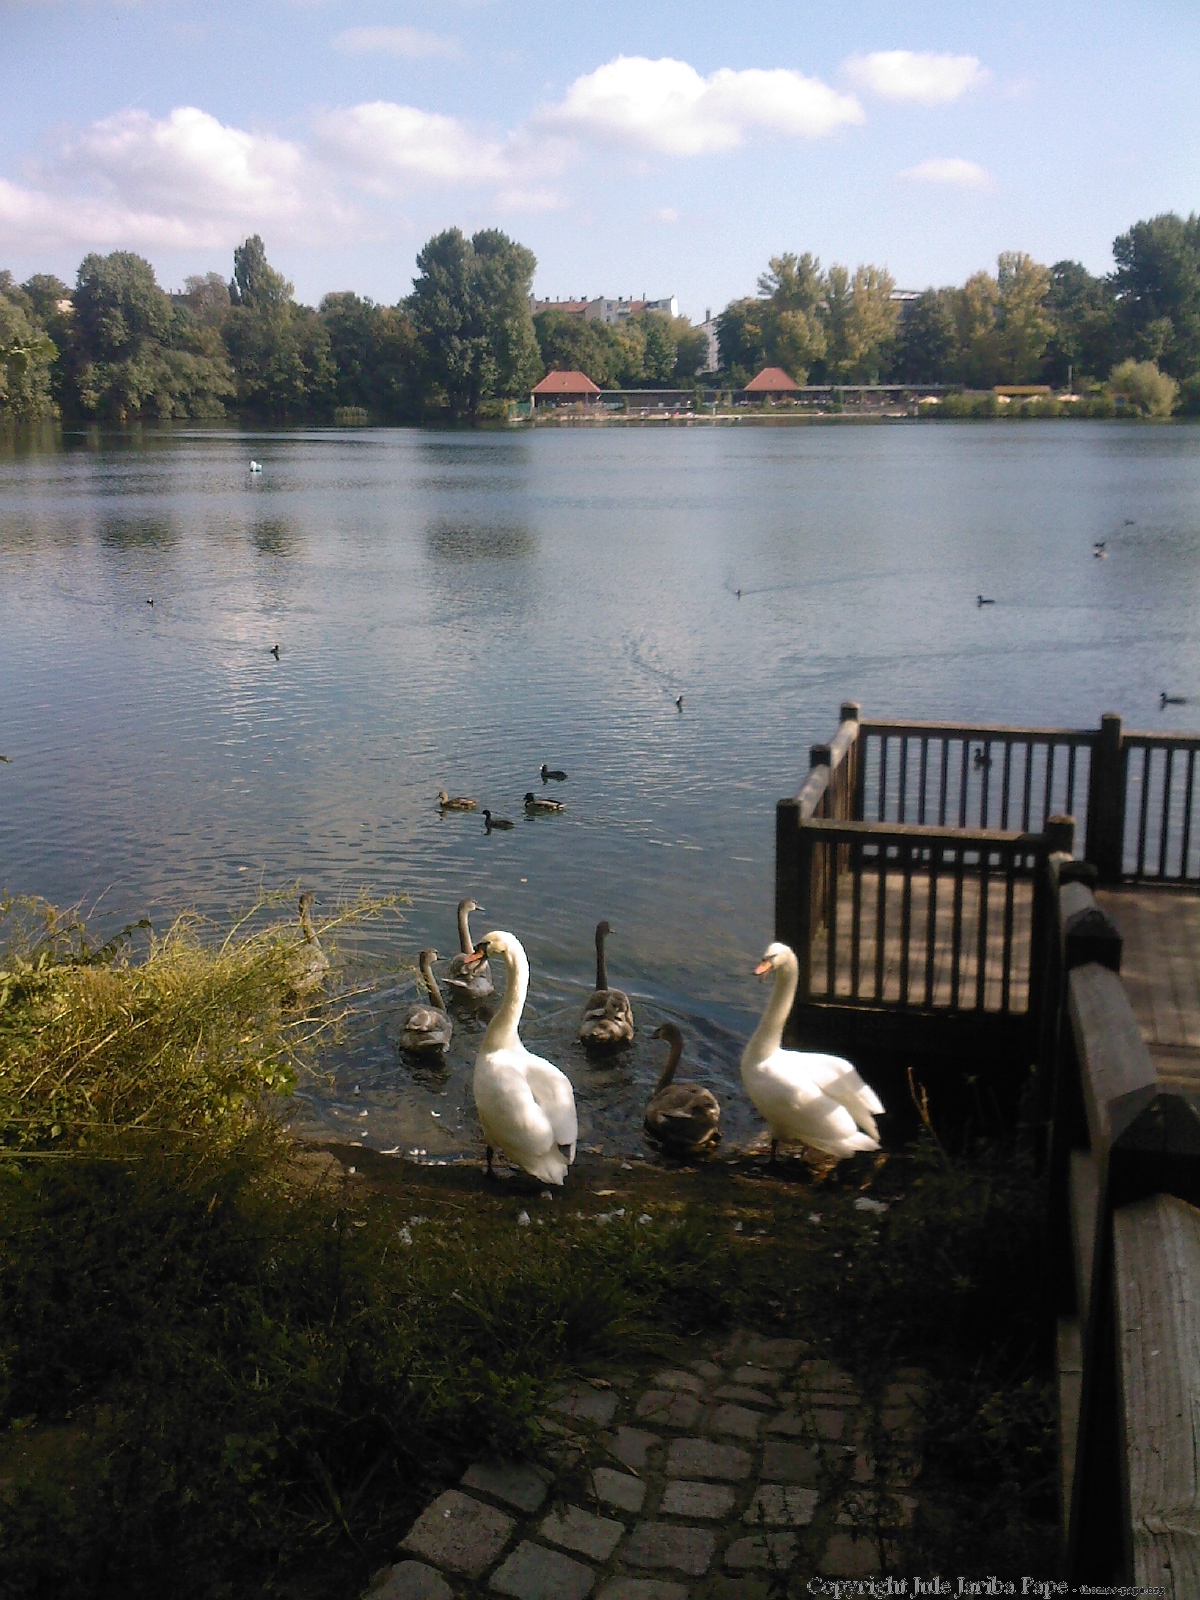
[800,816,1045,850]
[860,717,1097,742]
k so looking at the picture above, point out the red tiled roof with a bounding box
[744,366,800,392]
[532,369,602,395]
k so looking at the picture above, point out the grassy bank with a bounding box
[0,899,1057,1595]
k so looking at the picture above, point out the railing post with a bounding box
[840,700,862,824]
[775,797,802,956]
[1087,714,1125,884]
[844,701,866,820]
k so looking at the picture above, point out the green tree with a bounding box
[408,227,540,417]
[0,275,58,422]
[954,270,1002,388]
[1042,261,1117,386]
[533,309,621,385]
[224,237,334,419]
[1111,212,1200,379]
[1107,357,1179,417]
[319,292,421,419]
[995,252,1052,383]
[895,289,958,384]
[757,252,826,381]
[184,272,232,327]
[837,265,898,382]
[716,297,769,382]
[637,312,677,384]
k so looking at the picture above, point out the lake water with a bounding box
[2,420,1199,1158]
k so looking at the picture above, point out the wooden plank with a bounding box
[862,717,1096,741]
[1097,889,1200,1055]
[1058,1314,1084,1535]
[1069,1149,1100,1326]
[1068,965,1159,1156]
[1113,1194,1200,1597]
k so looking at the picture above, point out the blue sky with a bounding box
[1,1,1197,319]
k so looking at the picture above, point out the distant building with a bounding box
[743,366,800,399]
[530,294,678,325]
[890,289,922,304]
[531,369,602,408]
[697,307,719,374]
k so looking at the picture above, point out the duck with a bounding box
[976,594,995,607]
[482,809,514,831]
[398,950,453,1053]
[270,644,280,659]
[578,920,635,1050]
[1093,548,1108,560]
[973,746,993,770]
[249,460,263,473]
[287,891,330,1000]
[1161,692,1189,707]
[438,790,477,811]
[463,930,577,1184]
[644,1023,720,1154]
[540,764,568,782]
[675,694,685,710]
[445,899,494,1000]
[524,792,564,814]
[741,942,884,1162]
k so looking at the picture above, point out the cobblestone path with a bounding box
[367,1328,926,1598]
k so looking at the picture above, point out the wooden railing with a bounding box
[1043,864,1200,1589]
[1122,730,1200,883]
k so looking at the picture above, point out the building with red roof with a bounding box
[743,366,800,399]
[531,369,602,408]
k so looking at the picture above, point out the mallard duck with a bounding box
[741,943,884,1162]
[578,920,635,1050]
[464,931,577,1184]
[644,1023,720,1154]
[524,792,564,814]
[398,950,453,1053]
[445,899,494,1000]
[287,891,330,1000]
[482,810,514,831]
[438,790,477,811]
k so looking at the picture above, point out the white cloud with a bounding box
[541,55,863,156]
[654,206,681,224]
[845,51,986,105]
[316,101,509,186]
[900,157,992,189]
[333,26,459,61]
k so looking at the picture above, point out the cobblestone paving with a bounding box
[367,1331,926,1599]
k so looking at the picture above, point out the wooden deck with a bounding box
[1097,886,1200,1098]
[809,870,1034,1012]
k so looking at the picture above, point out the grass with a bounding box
[0,897,1059,1595]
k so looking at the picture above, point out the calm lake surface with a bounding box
[2,420,1199,1157]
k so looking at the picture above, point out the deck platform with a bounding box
[1097,886,1200,1099]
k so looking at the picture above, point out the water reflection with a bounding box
[252,518,295,557]
[99,514,177,550]
[425,519,535,562]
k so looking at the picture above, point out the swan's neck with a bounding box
[484,943,527,1049]
[421,955,445,1012]
[457,904,473,956]
[746,956,798,1066]
[595,929,609,991]
[655,1035,682,1092]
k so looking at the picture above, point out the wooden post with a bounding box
[840,701,862,822]
[775,797,802,955]
[1087,714,1125,884]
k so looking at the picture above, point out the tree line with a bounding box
[2,211,1199,425]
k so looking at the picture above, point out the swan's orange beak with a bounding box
[464,942,488,970]
[754,958,773,978]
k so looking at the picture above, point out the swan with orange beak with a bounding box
[464,931,578,1184]
[741,942,884,1163]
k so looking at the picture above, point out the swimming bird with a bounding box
[483,809,514,831]
[977,595,995,607]
[736,589,742,599]
[270,644,280,659]
[579,920,635,1050]
[398,950,453,1053]
[1094,540,1107,550]
[644,1023,720,1154]
[1124,519,1135,526]
[249,460,263,473]
[146,597,154,606]
[675,694,685,710]
[973,746,993,770]
[464,931,578,1184]
[445,899,494,1001]
[0,754,11,763]
[1161,692,1189,707]
[287,891,330,1001]
[540,764,568,782]
[524,792,563,814]
[741,943,884,1162]
[1093,548,1108,559]
[438,790,477,811]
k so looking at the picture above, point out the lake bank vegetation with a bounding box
[0,897,1056,1594]
[2,209,1199,429]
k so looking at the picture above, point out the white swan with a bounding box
[464,930,578,1185]
[445,898,494,1000]
[741,942,884,1161]
[398,950,453,1053]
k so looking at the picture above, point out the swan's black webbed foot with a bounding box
[769,1139,778,1167]
[485,1145,496,1179]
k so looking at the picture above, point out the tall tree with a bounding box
[895,289,958,384]
[0,274,58,422]
[995,252,1052,383]
[224,237,334,419]
[1111,212,1200,379]
[408,228,540,417]
[757,252,826,381]
[1042,261,1117,385]
[716,298,769,383]
[319,292,421,419]
[954,271,1002,388]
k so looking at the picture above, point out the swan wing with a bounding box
[784,1050,884,1139]
[746,1050,879,1157]
[474,1053,569,1183]
[519,1050,578,1161]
